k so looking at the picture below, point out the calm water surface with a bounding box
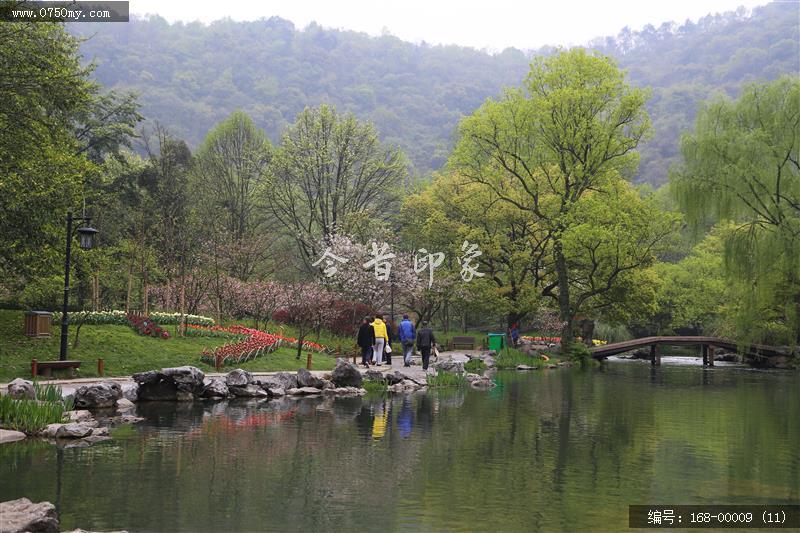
[1,361,798,532]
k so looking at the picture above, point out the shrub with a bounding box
[52,310,215,327]
[565,342,598,367]
[464,359,487,373]
[0,384,72,434]
[427,372,469,388]
[495,348,547,369]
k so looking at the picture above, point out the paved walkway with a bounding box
[0,351,478,395]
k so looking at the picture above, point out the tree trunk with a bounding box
[579,318,595,346]
[553,241,573,346]
[142,269,149,316]
[179,259,186,337]
[296,334,305,360]
[91,272,99,312]
[125,263,134,313]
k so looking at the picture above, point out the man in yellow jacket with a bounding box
[371,314,388,366]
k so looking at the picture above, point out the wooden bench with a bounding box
[31,359,81,378]
[449,336,476,350]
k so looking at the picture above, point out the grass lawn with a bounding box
[0,309,339,382]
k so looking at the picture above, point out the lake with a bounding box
[1,360,798,532]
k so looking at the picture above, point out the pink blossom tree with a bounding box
[281,283,339,360]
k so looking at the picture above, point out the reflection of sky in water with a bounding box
[1,363,797,532]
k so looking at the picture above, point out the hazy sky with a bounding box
[129,0,772,51]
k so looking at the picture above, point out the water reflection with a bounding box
[0,363,797,532]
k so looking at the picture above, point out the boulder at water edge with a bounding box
[271,372,298,390]
[74,381,122,409]
[0,498,59,533]
[330,359,363,388]
[8,378,35,400]
[55,422,94,439]
[297,368,324,388]
[201,379,230,398]
[434,358,465,374]
[132,366,205,401]
[225,368,252,387]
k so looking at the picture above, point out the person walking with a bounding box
[398,314,416,367]
[357,316,375,368]
[416,321,437,371]
[371,314,388,366]
[385,317,395,365]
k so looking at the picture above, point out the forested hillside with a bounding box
[70,1,797,183]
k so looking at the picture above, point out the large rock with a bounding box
[0,498,59,533]
[116,398,136,412]
[65,410,94,423]
[74,382,122,409]
[322,387,366,396]
[469,377,496,390]
[296,368,324,388]
[384,372,404,385]
[225,369,252,387]
[287,387,323,396]
[435,358,465,374]
[201,379,230,398]
[275,372,299,390]
[55,422,94,439]
[0,429,26,444]
[330,359,363,388]
[8,378,35,400]
[133,366,205,401]
[364,369,384,382]
[229,384,268,398]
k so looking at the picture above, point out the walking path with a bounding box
[0,351,477,395]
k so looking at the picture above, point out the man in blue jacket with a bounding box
[398,314,416,367]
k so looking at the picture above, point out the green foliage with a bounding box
[427,371,469,388]
[494,348,547,370]
[451,49,673,342]
[0,384,71,434]
[19,276,64,310]
[671,77,800,343]
[69,3,797,184]
[464,359,486,373]
[361,380,388,394]
[593,322,633,343]
[565,342,597,367]
[267,105,407,270]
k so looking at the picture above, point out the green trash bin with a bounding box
[487,333,506,351]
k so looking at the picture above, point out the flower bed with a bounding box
[200,325,326,366]
[520,335,607,346]
[127,313,170,339]
[52,310,214,327]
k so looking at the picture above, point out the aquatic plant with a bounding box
[0,384,72,434]
[427,372,469,388]
[494,348,547,369]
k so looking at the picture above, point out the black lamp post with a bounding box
[59,211,98,361]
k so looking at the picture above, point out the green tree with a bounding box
[401,173,545,329]
[671,77,800,343]
[451,49,651,343]
[193,111,274,281]
[0,22,94,280]
[267,105,407,271]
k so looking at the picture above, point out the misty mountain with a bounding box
[70,1,797,184]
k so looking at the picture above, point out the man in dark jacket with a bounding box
[398,314,416,367]
[357,316,375,367]
[416,321,436,370]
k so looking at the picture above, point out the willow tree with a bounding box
[450,49,650,344]
[671,77,800,343]
[267,105,407,272]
